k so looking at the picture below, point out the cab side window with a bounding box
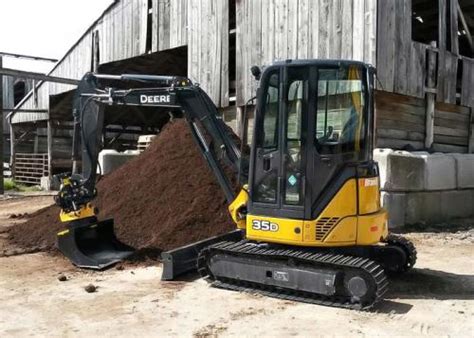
[316,67,365,155]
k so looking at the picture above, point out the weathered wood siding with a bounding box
[377,0,474,105]
[376,90,471,153]
[99,0,148,63]
[12,0,153,123]
[375,91,426,149]
[188,0,229,107]
[236,0,377,105]
[2,77,15,132]
[377,0,428,98]
[432,102,471,153]
[13,0,233,120]
[377,0,474,152]
[152,0,188,52]
[460,57,474,152]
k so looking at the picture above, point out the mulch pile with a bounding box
[8,119,235,254]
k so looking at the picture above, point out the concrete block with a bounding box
[98,150,138,175]
[379,151,457,192]
[381,192,406,229]
[451,154,474,189]
[40,177,50,191]
[440,190,474,219]
[384,151,425,191]
[405,191,443,224]
[373,148,394,190]
[423,154,456,190]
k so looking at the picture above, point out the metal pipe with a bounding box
[0,51,58,63]
[0,67,79,85]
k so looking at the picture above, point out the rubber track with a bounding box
[385,233,417,272]
[198,241,389,310]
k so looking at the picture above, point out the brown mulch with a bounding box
[8,119,235,253]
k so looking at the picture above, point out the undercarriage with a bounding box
[197,234,416,310]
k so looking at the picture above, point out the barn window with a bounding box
[412,0,439,45]
[13,81,26,105]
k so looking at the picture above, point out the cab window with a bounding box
[316,66,365,155]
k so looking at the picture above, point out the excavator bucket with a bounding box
[57,218,134,269]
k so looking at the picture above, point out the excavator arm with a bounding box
[55,72,246,269]
[57,72,243,213]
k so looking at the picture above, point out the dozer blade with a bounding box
[161,229,243,280]
[57,218,134,270]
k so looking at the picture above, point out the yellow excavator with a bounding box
[55,60,416,309]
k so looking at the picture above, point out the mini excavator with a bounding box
[55,60,416,309]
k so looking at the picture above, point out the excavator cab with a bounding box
[245,60,383,246]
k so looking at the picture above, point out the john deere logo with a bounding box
[140,94,171,104]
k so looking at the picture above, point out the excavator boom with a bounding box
[56,72,245,269]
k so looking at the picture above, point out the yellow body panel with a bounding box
[228,186,249,230]
[242,178,388,247]
[356,209,388,244]
[321,217,357,244]
[247,214,304,245]
[59,203,96,222]
[358,177,381,214]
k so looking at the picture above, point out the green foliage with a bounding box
[3,178,42,192]
[3,178,17,191]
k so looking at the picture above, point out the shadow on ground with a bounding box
[168,267,473,315]
[387,268,474,300]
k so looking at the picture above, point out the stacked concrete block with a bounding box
[373,148,393,190]
[382,151,426,191]
[381,192,406,228]
[440,190,474,219]
[98,150,139,175]
[375,149,474,228]
[405,191,443,224]
[422,153,456,190]
[451,154,474,189]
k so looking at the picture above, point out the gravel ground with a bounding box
[0,196,473,337]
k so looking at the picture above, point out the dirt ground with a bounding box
[0,196,473,337]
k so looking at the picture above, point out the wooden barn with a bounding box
[1,72,34,156]
[4,0,474,185]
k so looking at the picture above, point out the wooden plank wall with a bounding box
[376,89,472,153]
[2,77,13,138]
[99,0,148,63]
[188,0,229,107]
[461,58,474,152]
[377,0,427,99]
[375,91,426,149]
[377,0,474,152]
[235,0,377,106]
[12,0,150,123]
[151,0,188,52]
[432,102,470,153]
[377,0,472,106]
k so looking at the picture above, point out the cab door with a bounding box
[307,64,369,219]
[249,66,309,221]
